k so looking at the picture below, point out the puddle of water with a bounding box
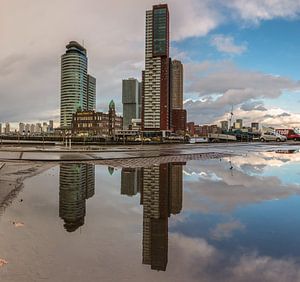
[1,151,300,281]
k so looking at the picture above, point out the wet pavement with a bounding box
[0,143,299,162]
[0,148,300,281]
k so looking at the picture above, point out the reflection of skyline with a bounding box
[59,164,95,232]
[121,163,185,271]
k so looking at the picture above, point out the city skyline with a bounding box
[1,0,300,129]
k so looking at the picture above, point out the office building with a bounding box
[171,60,183,109]
[87,75,96,111]
[60,41,88,129]
[122,78,141,130]
[143,4,170,134]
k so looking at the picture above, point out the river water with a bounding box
[1,150,300,281]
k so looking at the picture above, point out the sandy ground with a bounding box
[0,162,53,215]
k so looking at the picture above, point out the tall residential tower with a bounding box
[143,4,170,134]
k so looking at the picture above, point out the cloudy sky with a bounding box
[1,0,300,128]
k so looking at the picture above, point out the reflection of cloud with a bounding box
[231,253,300,282]
[225,151,300,169]
[210,220,245,240]
[168,233,300,282]
[184,156,300,212]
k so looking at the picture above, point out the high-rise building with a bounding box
[87,75,96,111]
[171,60,183,109]
[122,78,141,130]
[60,41,88,129]
[143,4,170,134]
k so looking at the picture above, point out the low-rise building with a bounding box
[72,101,123,136]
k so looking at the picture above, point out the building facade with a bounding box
[172,109,186,134]
[87,75,96,111]
[122,78,141,130]
[171,60,183,109]
[143,5,170,133]
[72,101,123,136]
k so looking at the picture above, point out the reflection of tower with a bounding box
[140,163,184,271]
[121,168,142,196]
[169,163,185,214]
[86,165,95,199]
[59,164,95,232]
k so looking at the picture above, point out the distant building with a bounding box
[172,109,186,134]
[87,75,96,111]
[220,120,228,131]
[122,78,141,130]
[234,119,243,129]
[0,123,2,134]
[187,122,195,136]
[30,124,35,135]
[4,123,10,135]
[251,122,259,131]
[48,120,54,132]
[35,123,42,134]
[171,60,183,109]
[19,123,25,135]
[25,124,30,135]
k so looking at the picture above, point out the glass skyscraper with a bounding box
[60,41,88,129]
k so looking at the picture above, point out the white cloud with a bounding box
[211,35,247,55]
[224,0,300,23]
[184,61,300,124]
[210,220,245,240]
